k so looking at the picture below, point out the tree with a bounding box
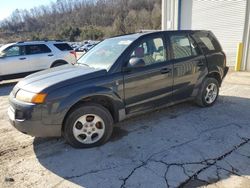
[124,10,138,33]
[0,0,162,43]
[151,3,161,29]
[137,9,152,30]
[80,26,104,40]
[113,16,126,35]
[60,26,81,41]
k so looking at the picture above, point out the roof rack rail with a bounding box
[43,39,64,42]
[17,40,64,43]
[137,29,161,33]
[110,32,136,38]
[108,30,161,39]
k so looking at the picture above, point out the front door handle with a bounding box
[197,61,204,67]
[48,54,54,57]
[160,68,171,74]
[19,57,26,60]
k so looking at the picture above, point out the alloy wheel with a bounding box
[204,83,218,104]
[73,114,105,144]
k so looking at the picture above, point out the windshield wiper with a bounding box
[75,62,90,67]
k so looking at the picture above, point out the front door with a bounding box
[123,34,173,114]
[0,45,29,76]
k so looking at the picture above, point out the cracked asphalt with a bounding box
[0,71,250,188]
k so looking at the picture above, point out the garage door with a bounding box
[181,0,247,66]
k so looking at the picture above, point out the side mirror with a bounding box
[128,57,145,68]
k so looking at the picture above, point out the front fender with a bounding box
[42,86,124,125]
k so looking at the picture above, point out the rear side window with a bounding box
[26,44,51,55]
[170,35,194,59]
[54,43,73,51]
[193,32,221,53]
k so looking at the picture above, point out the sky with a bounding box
[0,0,57,21]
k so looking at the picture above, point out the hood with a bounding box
[15,65,106,93]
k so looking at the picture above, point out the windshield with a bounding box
[77,38,133,70]
[0,43,14,52]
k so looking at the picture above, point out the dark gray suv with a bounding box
[8,30,228,148]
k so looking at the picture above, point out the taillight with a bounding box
[70,50,77,59]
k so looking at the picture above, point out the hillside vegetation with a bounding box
[0,0,161,43]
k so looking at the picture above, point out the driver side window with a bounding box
[130,37,166,66]
[3,46,24,57]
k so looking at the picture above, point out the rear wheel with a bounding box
[63,103,113,148]
[51,61,67,67]
[195,77,219,107]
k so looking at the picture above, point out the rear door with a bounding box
[192,31,226,77]
[169,32,207,101]
[25,44,53,71]
[123,34,173,114]
[0,45,30,75]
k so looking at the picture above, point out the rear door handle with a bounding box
[160,68,171,74]
[48,54,54,57]
[197,61,204,67]
[19,57,26,60]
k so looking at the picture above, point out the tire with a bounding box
[195,77,219,107]
[63,103,114,148]
[51,61,67,67]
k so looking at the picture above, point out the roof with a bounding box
[110,30,210,41]
[16,40,65,45]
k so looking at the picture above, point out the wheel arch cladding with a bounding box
[207,71,222,86]
[51,59,68,67]
[60,88,124,132]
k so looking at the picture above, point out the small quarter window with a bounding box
[192,32,221,53]
[54,43,73,51]
[200,37,215,51]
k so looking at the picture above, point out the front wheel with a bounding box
[195,77,219,107]
[63,103,113,148]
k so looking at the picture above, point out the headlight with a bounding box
[16,90,47,104]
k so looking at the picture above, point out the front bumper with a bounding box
[8,94,61,137]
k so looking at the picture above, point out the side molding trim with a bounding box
[118,108,126,121]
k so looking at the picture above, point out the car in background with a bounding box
[75,43,96,53]
[0,40,76,81]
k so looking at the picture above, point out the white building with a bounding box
[162,0,250,71]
